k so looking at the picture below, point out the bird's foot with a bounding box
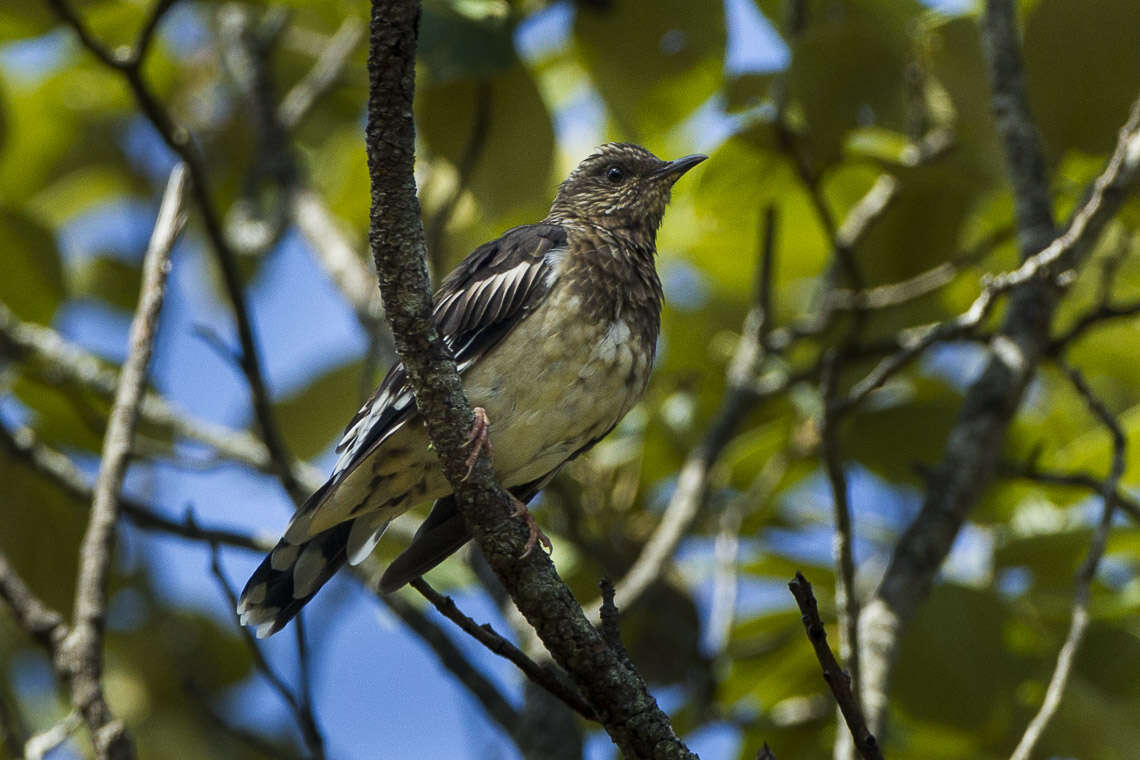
[463,406,493,481]
[511,495,553,559]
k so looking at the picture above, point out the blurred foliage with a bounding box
[2,0,1140,758]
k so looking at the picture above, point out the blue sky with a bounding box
[1,1,978,758]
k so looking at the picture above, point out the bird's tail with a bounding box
[237,521,354,638]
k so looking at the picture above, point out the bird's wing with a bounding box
[287,223,570,539]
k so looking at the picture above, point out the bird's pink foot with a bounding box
[511,495,553,559]
[463,407,493,481]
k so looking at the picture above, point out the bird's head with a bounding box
[547,143,706,237]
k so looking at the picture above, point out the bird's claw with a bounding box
[512,495,553,559]
[463,407,493,481]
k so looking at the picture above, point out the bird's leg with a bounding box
[462,407,552,558]
[463,406,493,480]
[511,494,553,559]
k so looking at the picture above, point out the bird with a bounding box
[237,142,706,637]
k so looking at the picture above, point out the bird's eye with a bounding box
[606,165,625,183]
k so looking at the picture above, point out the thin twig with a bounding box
[408,579,596,721]
[48,0,306,506]
[0,302,324,492]
[277,17,364,131]
[788,573,883,760]
[0,421,270,553]
[23,710,82,760]
[820,352,861,696]
[381,590,523,741]
[184,678,305,760]
[998,461,1140,523]
[208,543,326,760]
[1008,362,1126,760]
[58,165,185,760]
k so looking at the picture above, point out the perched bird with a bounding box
[238,142,705,637]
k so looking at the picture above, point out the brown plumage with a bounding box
[237,143,705,637]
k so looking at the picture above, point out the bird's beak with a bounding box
[653,153,708,182]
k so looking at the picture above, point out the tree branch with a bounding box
[789,573,883,760]
[408,579,596,721]
[363,2,694,756]
[1008,362,1125,760]
[209,544,326,760]
[55,164,185,759]
[48,0,306,506]
[855,0,1140,734]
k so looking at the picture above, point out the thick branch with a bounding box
[363,2,693,756]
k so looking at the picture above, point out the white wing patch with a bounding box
[333,389,414,477]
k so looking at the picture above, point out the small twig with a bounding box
[0,303,324,492]
[278,17,364,131]
[184,678,305,760]
[788,573,883,760]
[998,461,1140,523]
[0,421,271,552]
[820,353,861,697]
[49,0,306,506]
[408,579,596,721]
[598,577,634,672]
[58,165,185,759]
[755,742,778,760]
[23,710,82,760]
[426,81,493,272]
[381,590,523,742]
[1048,298,1140,353]
[208,543,326,760]
[706,501,742,655]
[0,552,67,650]
[1009,362,1126,760]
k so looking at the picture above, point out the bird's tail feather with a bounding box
[237,521,353,638]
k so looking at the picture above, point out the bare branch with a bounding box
[408,579,595,721]
[0,303,325,490]
[981,0,1056,257]
[821,353,860,696]
[364,4,695,755]
[0,552,67,651]
[0,421,269,553]
[277,17,364,131]
[382,590,523,740]
[57,165,185,759]
[23,711,82,760]
[208,544,326,759]
[48,0,306,506]
[999,461,1140,523]
[1008,362,1125,760]
[855,1,1140,731]
[788,573,883,760]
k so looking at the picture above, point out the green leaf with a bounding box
[1025,0,1140,160]
[0,206,66,322]
[67,254,143,312]
[574,0,726,139]
[274,359,366,459]
[417,63,555,220]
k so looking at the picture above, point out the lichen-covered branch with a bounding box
[363,1,695,756]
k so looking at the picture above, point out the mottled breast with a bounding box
[460,259,658,487]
